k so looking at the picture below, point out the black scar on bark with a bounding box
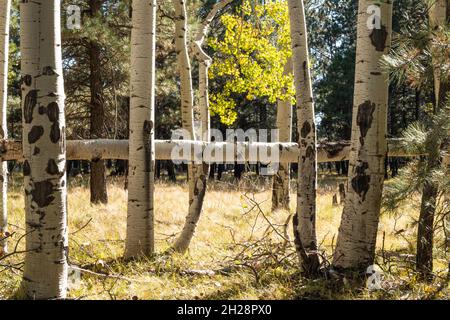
[24,90,38,124]
[22,74,32,87]
[369,25,388,52]
[47,102,59,122]
[356,101,376,146]
[50,124,61,143]
[47,102,61,143]
[143,119,154,133]
[300,139,307,148]
[305,145,315,160]
[300,121,312,139]
[37,210,45,223]
[42,66,57,76]
[46,159,60,175]
[33,147,40,155]
[23,160,31,176]
[28,126,44,144]
[31,180,55,208]
[351,162,370,201]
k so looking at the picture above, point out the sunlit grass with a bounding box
[0,175,448,300]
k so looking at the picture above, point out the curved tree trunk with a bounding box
[416,0,448,279]
[124,0,157,259]
[89,0,108,204]
[272,58,293,212]
[0,0,10,257]
[173,0,233,253]
[287,0,320,275]
[171,0,208,253]
[20,0,68,299]
[332,0,393,272]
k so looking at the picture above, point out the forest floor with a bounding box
[0,173,448,300]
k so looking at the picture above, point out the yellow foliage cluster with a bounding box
[209,0,294,125]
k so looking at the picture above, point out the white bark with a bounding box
[288,0,319,274]
[173,0,194,137]
[21,0,68,299]
[0,0,10,257]
[0,138,439,163]
[333,0,393,272]
[124,0,157,259]
[172,0,208,253]
[272,58,293,211]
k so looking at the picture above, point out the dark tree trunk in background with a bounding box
[89,0,108,204]
[234,162,244,180]
[335,161,342,175]
[389,158,399,177]
[217,163,224,180]
[416,0,449,280]
[156,160,161,179]
[167,161,176,182]
[341,160,349,175]
[417,180,438,279]
[415,89,421,121]
[209,163,216,180]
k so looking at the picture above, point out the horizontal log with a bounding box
[0,139,442,163]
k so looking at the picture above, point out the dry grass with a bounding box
[0,175,448,300]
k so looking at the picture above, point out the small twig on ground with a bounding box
[70,218,93,235]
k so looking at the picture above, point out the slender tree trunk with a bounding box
[0,0,10,257]
[416,175,439,279]
[287,0,320,275]
[171,0,209,253]
[20,0,68,299]
[124,0,157,259]
[89,0,108,204]
[272,58,293,212]
[416,0,449,279]
[332,0,393,272]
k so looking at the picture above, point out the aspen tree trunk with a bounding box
[20,0,68,299]
[178,0,232,251]
[272,58,292,212]
[172,0,208,253]
[193,0,233,144]
[0,0,10,257]
[416,0,448,279]
[124,0,157,259]
[89,0,108,204]
[287,0,320,275]
[332,0,393,272]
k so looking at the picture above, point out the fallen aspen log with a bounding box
[0,138,442,163]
